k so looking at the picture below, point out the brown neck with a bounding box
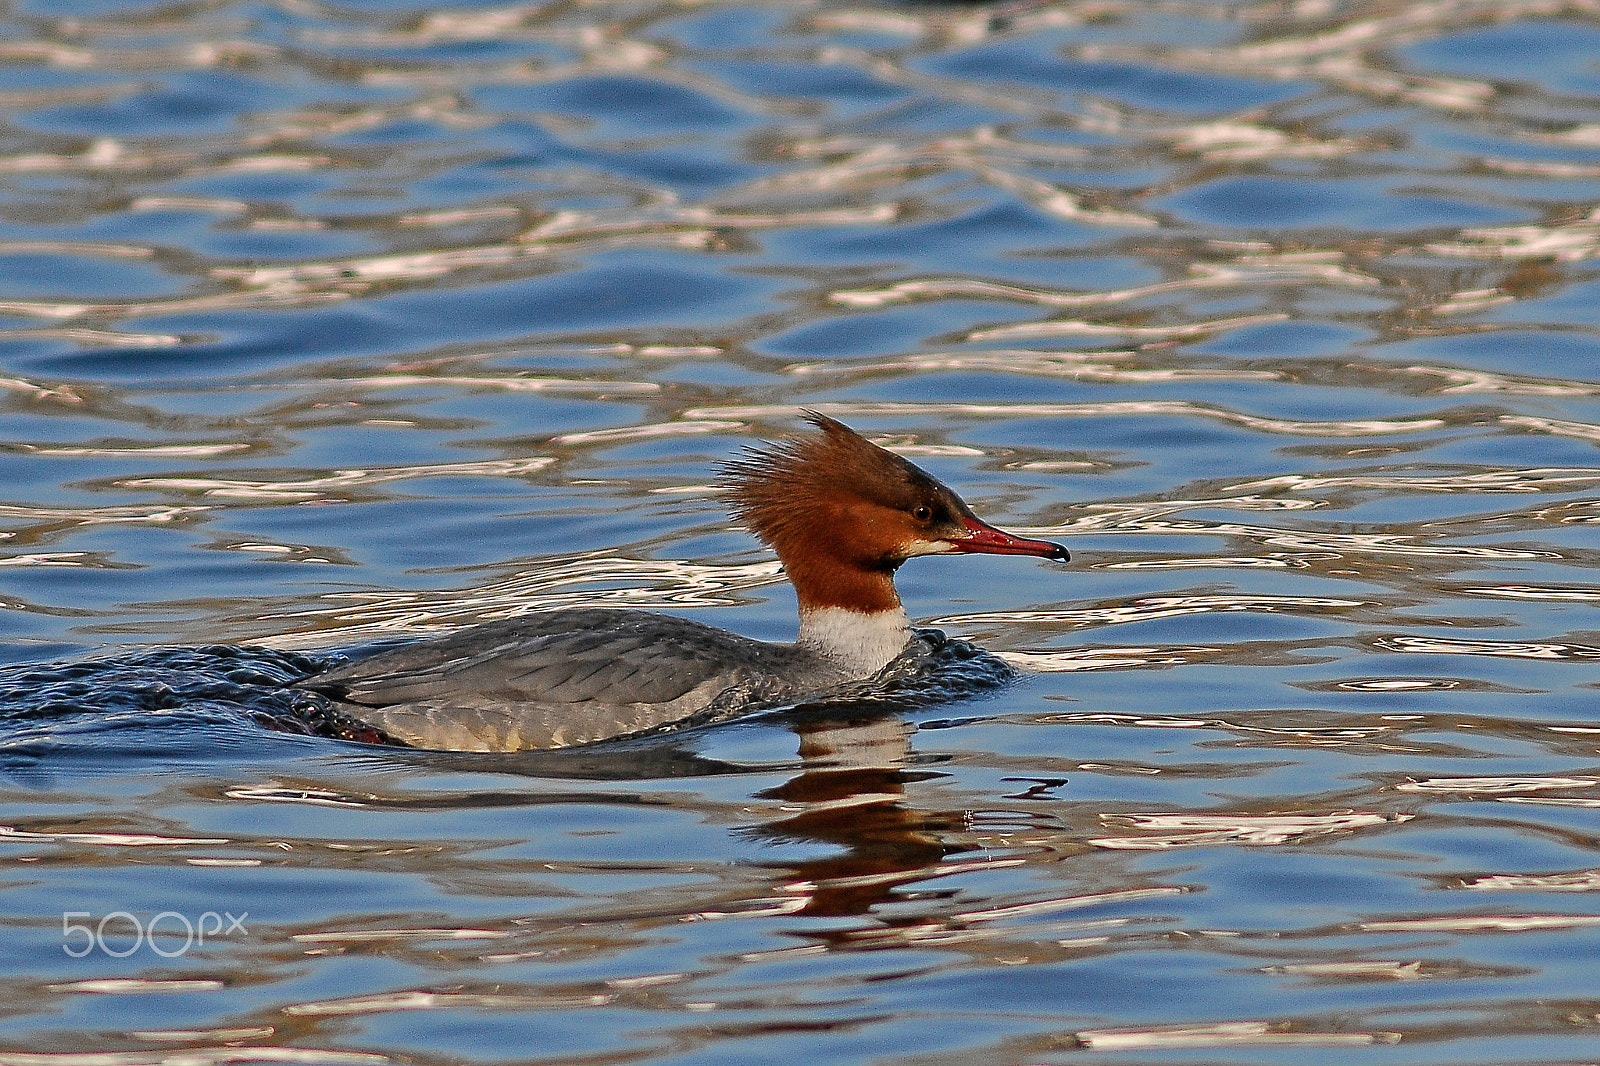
[783,556,903,615]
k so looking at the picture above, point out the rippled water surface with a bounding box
[3,0,1600,1062]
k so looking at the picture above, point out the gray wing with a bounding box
[295,609,818,752]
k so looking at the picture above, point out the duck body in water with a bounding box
[293,415,1067,752]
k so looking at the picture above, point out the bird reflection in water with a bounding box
[752,714,969,919]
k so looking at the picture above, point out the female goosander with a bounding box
[294,414,1067,752]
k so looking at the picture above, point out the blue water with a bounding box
[2,1,1600,1063]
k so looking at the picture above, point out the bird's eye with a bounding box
[913,504,933,522]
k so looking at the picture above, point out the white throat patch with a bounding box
[798,606,913,678]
